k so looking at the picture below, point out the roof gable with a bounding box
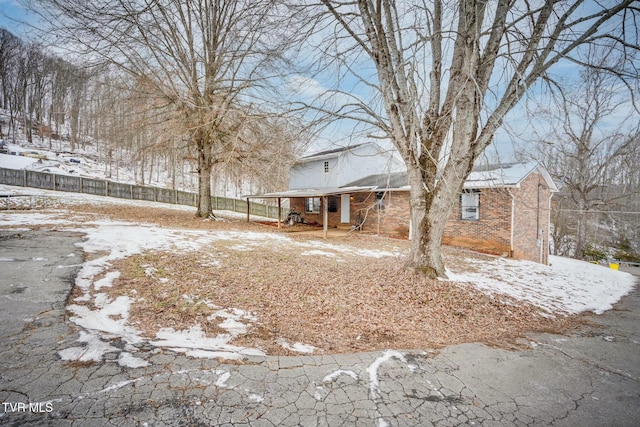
[464,161,558,191]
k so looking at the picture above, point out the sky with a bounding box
[1,1,637,162]
[0,0,35,40]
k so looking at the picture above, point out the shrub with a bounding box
[582,245,606,262]
[614,249,640,263]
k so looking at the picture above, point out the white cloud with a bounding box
[286,75,328,99]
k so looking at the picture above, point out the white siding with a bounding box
[289,142,405,190]
[289,158,340,189]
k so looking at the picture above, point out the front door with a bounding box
[341,194,350,223]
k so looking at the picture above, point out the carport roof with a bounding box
[243,186,376,199]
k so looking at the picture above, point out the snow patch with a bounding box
[151,325,265,358]
[208,308,257,336]
[322,369,359,383]
[248,393,264,403]
[99,379,138,393]
[300,250,337,258]
[448,255,637,315]
[67,296,141,344]
[94,271,121,290]
[278,339,316,353]
[215,371,232,388]
[367,350,407,399]
[118,352,149,368]
[58,331,118,362]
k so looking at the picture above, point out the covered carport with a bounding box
[243,186,374,239]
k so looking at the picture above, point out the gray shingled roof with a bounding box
[342,161,557,191]
[299,143,368,160]
[342,172,408,189]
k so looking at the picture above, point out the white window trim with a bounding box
[460,190,480,221]
[305,197,320,214]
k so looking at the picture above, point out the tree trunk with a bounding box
[196,130,213,218]
[406,168,457,278]
[575,198,588,258]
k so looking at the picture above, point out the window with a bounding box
[323,161,330,173]
[305,197,320,213]
[375,191,386,211]
[460,190,480,220]
[328,196,338,213]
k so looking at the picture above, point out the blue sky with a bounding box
[2,1,636,163]
[0,0,35,39]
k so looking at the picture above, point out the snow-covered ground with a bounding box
[0,141,166,188]
[447,256,636,315]
[0,127,249,197]
[0,151,39,169]
[1,183,637,366]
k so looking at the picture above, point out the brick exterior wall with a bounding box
[443,188,512,257]
[288,171,551,264]
[289,192,410,237]
[290,197,325,225]
[510,173,552,264]
[353,191,411,238]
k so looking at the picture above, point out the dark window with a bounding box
[323,161,329,173]
[328,196,338,212]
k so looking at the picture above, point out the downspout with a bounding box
[547,192,554,265]
[508,189,515,258]
[538,180,542,264]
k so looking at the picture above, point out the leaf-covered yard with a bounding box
[68,203,579,356]
[4,192,633,362]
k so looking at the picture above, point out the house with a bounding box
[289,142,405,190]
[245,143,558,264]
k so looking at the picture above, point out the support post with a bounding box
[277,198,281,229]
[246,199,250,222]
[323,195,328,239]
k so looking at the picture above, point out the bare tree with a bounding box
[28,0,298,217]
[0,29,21,111]
[0,29,22,139]
[305,0,639,277]
[532,55,640,258]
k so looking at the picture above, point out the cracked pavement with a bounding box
[1,229,639,426]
